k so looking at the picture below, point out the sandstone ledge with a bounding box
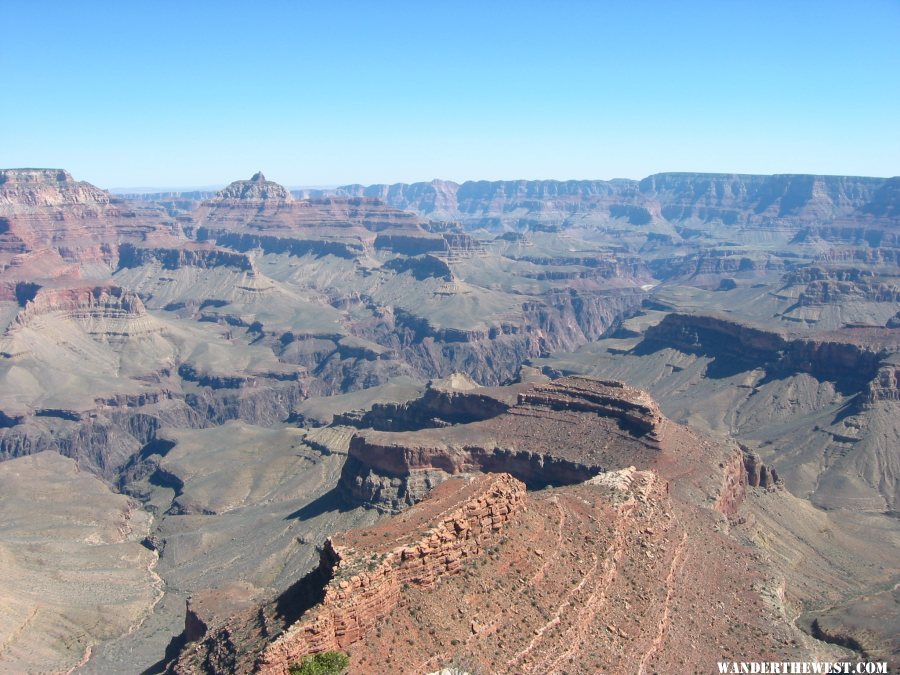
[258,473,525,673]
[174,473,525,674]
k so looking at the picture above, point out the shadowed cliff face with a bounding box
[337,377,666,512]
[639,312,893,392]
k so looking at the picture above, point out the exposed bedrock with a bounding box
[216,172,293,203]
[640,312,893,389]
[517,377,663,436]
[0,377,318,479]
[117,242,255,271]
[339,377,664,511]
[335,374,516,431]
[10,283,147,327]
[381,254,452,281]
[0,169,185,274]
[0,168,111,207]
[650,251,788,281]
[782,267,900,307]
[798,279,899,306]
[715,446,782,518]
[865,363,900,404]
[0,401,200,479]
[373,232,446,255]
[172,474,526,674]
[340,449,599,513]
[791,225,899,248]
[359,289,644,386]
[336,173,898,230]
[196,229,365,260]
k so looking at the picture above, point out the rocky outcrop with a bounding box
[518,378,663,436]
[197,175,428,238]
[799,280,899,306]
[373,232,447,255]
[340,376,664,511]
[2,284,159,352]
[10,283,143,317]
[216,172,293,203]
[0,169,110,207]
[791,225,898,248]
[197,229,365,260]
[651,251,786,281]
[0,169,185,276]
[117,243,255,271]
[173,474,526,674]
[783,266,900,307]
[864,363,900,404]
[714,447,782,518]
[351,289,643,386]
[336,374,515,431]
[381,254,453,281]
[641,312,894,388]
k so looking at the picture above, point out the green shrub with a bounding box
[288,651,350,675]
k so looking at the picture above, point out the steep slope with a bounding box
[169,376,895,674]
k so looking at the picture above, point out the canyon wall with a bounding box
[333,173,898,231]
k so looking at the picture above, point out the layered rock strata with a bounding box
[641,312,897,388]
[334,173,899,231]
[173,473,526,674]
[341,377,664,511]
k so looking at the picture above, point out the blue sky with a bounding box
[2,1,898,188]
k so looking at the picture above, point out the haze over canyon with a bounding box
[0,167,897,674]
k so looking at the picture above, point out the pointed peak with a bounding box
[215,173,292,203]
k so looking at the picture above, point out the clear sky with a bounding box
[2,1,898,188]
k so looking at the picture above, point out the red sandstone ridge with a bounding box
[171,458,806,674]
[168,376,796,674]
[172,473,526,674]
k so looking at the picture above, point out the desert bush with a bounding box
[288,651,349,675]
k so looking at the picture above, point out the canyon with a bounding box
[0,167,896,673]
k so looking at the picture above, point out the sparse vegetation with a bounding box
[288,651,349,675]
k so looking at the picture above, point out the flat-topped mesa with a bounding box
[518,377,663,436]
[173,474,526,675]
[215,172,294,203]
[12,284,146,321]
[340,376,665,511]
[0,169,111,207]
[1,284,158,358]
[0,169,186,276]
[335,173,899,231]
